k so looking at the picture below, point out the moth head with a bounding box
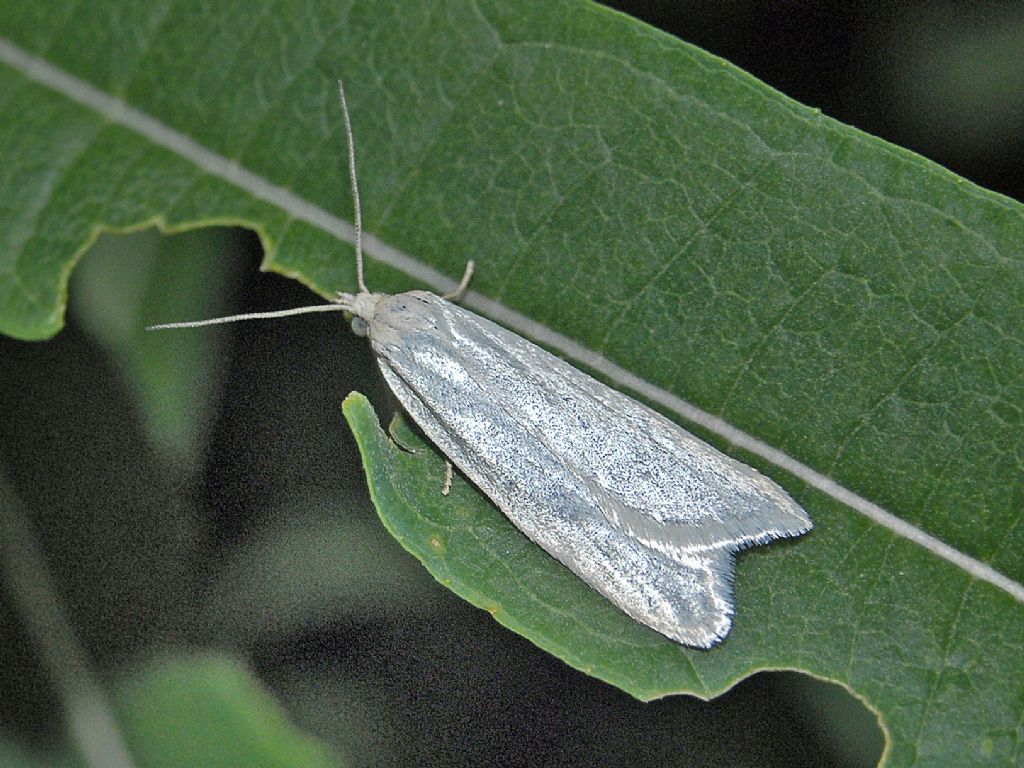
[351,315,370,337]
[336,291,386,337]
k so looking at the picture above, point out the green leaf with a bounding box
[1,2,1022,766]
[113,654,341,768]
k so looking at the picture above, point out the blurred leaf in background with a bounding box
[0,652,345,768]
[70,228,240,474]
[877,4,1024,168]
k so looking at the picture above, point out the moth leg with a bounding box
[443,260,475,302]
[386,418,453,494]
[441,460,453,496]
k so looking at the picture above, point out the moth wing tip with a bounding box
[776,504,814,539]
[671,611,733,649]
[653,552,737,648]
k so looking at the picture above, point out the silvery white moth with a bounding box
[150,81,812,648]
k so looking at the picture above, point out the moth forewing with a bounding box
[359,290,811,647]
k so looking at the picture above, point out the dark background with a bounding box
[605,1,1023,202]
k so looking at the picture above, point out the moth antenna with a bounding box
[443,260,475,301]
[338,80,368,295]
[146,304,348,331]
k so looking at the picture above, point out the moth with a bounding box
[151,82,812,648]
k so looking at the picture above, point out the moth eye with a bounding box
[351,316,370,337]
